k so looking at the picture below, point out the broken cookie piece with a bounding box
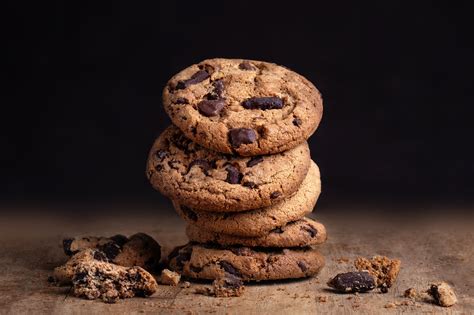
[195,275,245,297]
[62,233,161,272]
[354,255,401,287]
[161,269,181,286]
[72,260,158,303]
[404,287,418,299]
[427,282,457,307]
[327,271,376,293]
[53,249,108,284]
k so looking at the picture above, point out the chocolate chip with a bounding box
[380,284,389,293]
[110,234,128,247]
[270,191,281,199]
[73,272,88,284]
[327,271,376,293]
[302,225,318,237]
[154,164,163,171]
[181,205,198,222]
[242,97,284,110]
[175,97,189,104]
[293,117,302,127]
[188,159,212,175]
[97,242,121,260]
[219,261,242,277]
[62,238,74,256]
[297,261,309,272]
[270,227,284,234]
[93,250,108,262]
[243,181,257,189]
[239,61,255,70]
[206,79,225,100]
[226,165,242,184]
[198,99,226,117]
[228,128,257,148]
[246,156,264,167]
[155,150,168,160]
[190,265,203,273]
[221,275,244,289]
[175,70,210,90]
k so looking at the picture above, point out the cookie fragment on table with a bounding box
[354,255,401,287]
[195,275,245,297]
[161,269,181,286]
[427,282,457,307]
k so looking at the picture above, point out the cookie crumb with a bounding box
[384,302,396,308]
[195,276,245,297]
[354,255,401,288]
[404,288,417,299]
[335,257,350,264]
[161,269,181,286]
[181,281,191,288]
[427,282,457,307]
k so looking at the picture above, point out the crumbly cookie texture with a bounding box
[168,243,324,281]
[354,255,401,287]
[161,269,181,286]
[163,58,323,156]
[196,275,245,297]
[54,249,105,284]
[427,282,457,307]
[186,217,326,248]
[62,233,161,273]
[147,125,311,212]
[173,161,320,236]
[72,258,158,303]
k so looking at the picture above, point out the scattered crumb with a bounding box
[380,284,389,293]
[195,276,245,298]
[427,282,457,307]
[335,257,350,264]
[181,281,191,288]
[404,288,417,299]
[354,255,401,288]
[161,269,181,286]
[346,296,353,300]
[276,287,285,291]
[316,295,328,303]
[384,302,396,308]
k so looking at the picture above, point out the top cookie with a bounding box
[163,58,323,156]
[146,125,311,212]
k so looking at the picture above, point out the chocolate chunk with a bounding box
[168,245,193,269]
[293,117,302,126]
[239,61,255,70]
[246,156,264,167]
[181,205,198,222]
[206,79,225,100]
[154,164,163,171]
[175,70,210,89]
[302,225,318,237]
[230,247,253,256]
[242,97,284,110]
[243,181,257,189]
[175,97,189,104]
[98,242,121,260]
[188,159,212,175]
[380,284,389,293]
[155,149,168,160]
[270,191,281,199]
[198,99,226,117]
[93,250,108,262]
[327,271,376,293]
[228,128,257,148]
[297,261,308,272]
[110,234,128,247]
[73,272,88,284]
[219,261,242,277]
[63,238,74,256]
[226,165,242,184]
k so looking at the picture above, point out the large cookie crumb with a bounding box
[195,275,245,297]
[161,269,181,286]
[427,282,457,307]
[354,255,401,287]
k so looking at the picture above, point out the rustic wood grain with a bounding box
[0,204,472,314]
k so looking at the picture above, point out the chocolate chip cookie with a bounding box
[186,217,327,247]
[163,58,323,156]
[168,243,325,281]
[146,125,311,212]
[173,161,321,236]
[62,233,161,272]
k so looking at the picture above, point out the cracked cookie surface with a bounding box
[163,58,323,156]
[173,161,320,236]
[168,243,325,281]
[186,217,327,247]
[147,125,311,212]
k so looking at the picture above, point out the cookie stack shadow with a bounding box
[147,58,326,282]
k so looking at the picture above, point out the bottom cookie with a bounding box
[168,243,325,281]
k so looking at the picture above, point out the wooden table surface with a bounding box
[0,203,472,314]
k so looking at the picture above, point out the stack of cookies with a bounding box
[147,58,326,283]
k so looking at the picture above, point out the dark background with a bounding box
[2,1,474,208]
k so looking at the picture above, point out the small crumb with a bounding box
[427,282,457,307]
[161,269,181,286]
[380,284,389,293]
[196,276,245,297]
[276,287,285,291]
[346,296,353,300]
[384,302,396,308]
[316,295,328,303]
[335,257,350,264]
[404,288,417,299]
[181,281,191,288]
